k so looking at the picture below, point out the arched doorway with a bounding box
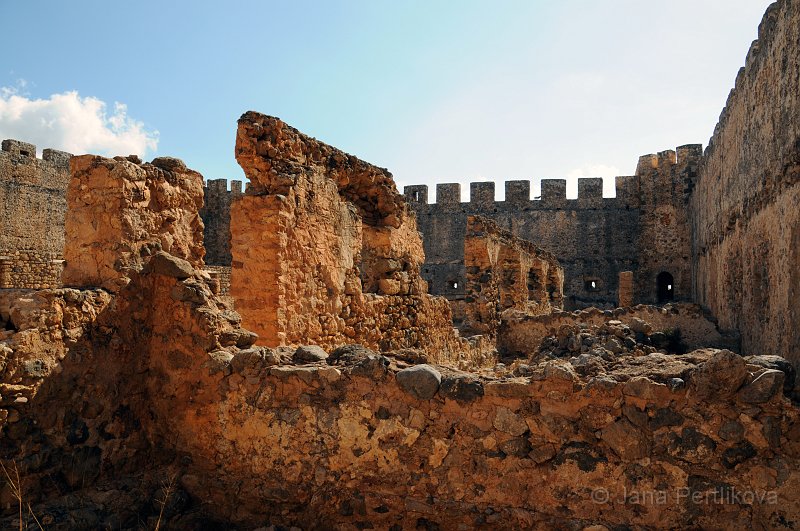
[657,271,674,303]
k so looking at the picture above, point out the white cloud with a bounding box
[0,86,158,158]
[566,164,621,198]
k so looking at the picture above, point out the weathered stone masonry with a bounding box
[462,215,564,336]
[405,145,700,311]
[230,112,486,364]
[691,0,800,369]
[0,140,71,289]
[2,150,799,528]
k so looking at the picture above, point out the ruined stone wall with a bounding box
[499,303,734,358]
[199,178,242,265]
[406,147,699,310]
[463,215,563,335]
[62,155,206,292]
[173,348,800,530]
[4,284,800,529]
[691,0,800,367]
[231,112,486,364]
[0,140,71,289]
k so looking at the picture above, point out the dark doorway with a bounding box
[657,271,674,303]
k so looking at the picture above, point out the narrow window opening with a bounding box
[657,271,675,303]
[584,278,601,292]
[19,150,30,157]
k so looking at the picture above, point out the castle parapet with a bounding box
[504,180,530,204]
[206,178,228,193]
[1,139,36,158]
[204,178,245,196]
[404,184,428,204]
[1,139,73,171]
[42,149,71,166]
[615,175,639,206]
[436,183,461,205]
[676,144,703,165]
[470,182,495,206]
[635,154,658,175]
[577,178,603,208]
[540,179,566,207]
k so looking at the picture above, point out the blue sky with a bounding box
[0,0,773,198]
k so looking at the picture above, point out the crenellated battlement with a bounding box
[204,177,244,196]
[405,177,633,210]
[0,139,71,281]
[405,145,703,212]
[0,139,72,173]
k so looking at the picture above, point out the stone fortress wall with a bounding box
[0,139,71,289]
[404,145,699,311]
[691,0,800,369]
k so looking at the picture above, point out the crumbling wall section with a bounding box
[62,155,206,292]
[148,347,800,529]
[231,113,482,364]
[463,215,563,335]
[499,303,732,358]
[0,140,71,289]
[691,0,800,367]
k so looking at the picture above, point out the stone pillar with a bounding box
[0,256,11,288]
[618,271,634,307]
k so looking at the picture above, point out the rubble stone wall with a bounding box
[691,0,800,367]
[0,251,62,289]
[405,146,699,310]
[173,348,800,530]
[499,303,732,358]
[62,155,206,292]
[230,113,485,364]
[463,215,564,335]
[0,140,71,289]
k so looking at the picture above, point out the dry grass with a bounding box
[1,460,43,531]
[153,472,177,531]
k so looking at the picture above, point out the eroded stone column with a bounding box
[0,256,11,288]
[619,271,634,307]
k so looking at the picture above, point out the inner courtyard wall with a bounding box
[404,145,700,311]
[691,0,800,367]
